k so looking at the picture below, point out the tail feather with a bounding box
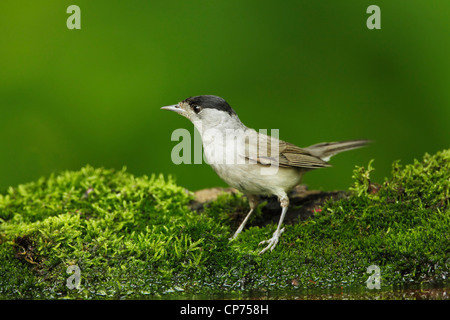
[304,139,371,162]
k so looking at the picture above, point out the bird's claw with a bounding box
[258,228,285,255]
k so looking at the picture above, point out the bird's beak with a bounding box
[161,104,186,114]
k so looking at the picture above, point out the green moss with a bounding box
[1,151,449,299]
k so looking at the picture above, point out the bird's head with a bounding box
[161,95,240,130]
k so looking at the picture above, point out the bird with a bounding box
[161,95,369,254]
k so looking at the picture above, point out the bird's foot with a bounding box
[258,228,285,255]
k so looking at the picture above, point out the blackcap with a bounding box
[162,95,369,254]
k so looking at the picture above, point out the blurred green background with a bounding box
[1,1,449,192]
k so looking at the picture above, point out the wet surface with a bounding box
[160,282,450,300]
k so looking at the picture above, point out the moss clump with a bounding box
[1,150,449,299]
[0,167,235,298]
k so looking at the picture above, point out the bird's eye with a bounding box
[193,105,201,114]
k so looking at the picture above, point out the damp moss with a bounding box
[0,150,449,299]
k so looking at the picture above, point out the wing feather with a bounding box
[243,130,331,169]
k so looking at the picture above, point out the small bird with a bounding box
[162,95,369,254]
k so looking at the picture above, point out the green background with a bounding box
[1,1,449,192]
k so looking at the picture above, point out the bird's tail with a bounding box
[304,139,371,162]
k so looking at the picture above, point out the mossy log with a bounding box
[1,150,449,299]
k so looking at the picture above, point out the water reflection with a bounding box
[153,281,450,300]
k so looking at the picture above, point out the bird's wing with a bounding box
[243,130,331,169]
[279,141,332,168]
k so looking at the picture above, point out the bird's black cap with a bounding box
[183,95,236,116]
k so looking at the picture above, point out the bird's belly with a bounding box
[202,135,302,196]
[210,162,303,196]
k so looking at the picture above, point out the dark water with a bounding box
[157,281,450,300]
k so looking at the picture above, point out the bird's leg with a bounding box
[258,195,289,255]
[229,194,258,241]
